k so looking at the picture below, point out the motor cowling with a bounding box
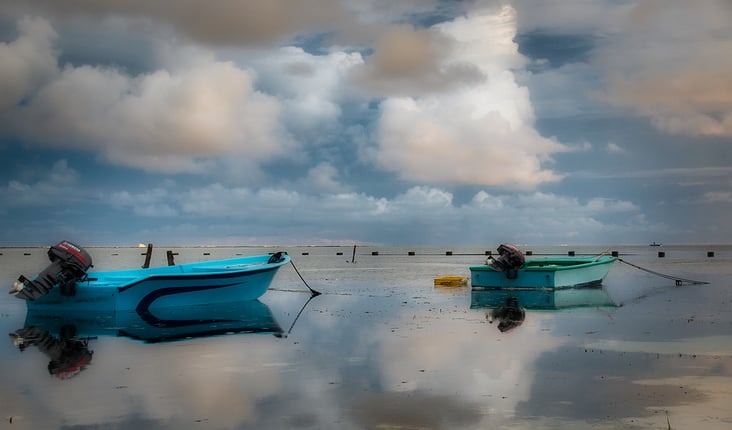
[267,251,287,264]
[10,241,93,301]
[487,243,525,272]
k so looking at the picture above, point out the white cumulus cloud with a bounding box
[1,17,293,175]
[372,4,567,188]
[98,181,648,245]
[597,0,732,137]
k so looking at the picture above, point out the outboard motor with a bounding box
[10,240,93,301]
[487,243,525,274]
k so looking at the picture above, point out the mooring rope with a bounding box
[617,258,709,286]
[289,259,321,296]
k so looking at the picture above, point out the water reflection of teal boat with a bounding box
[470,287,617,310]
[471,287,617,333]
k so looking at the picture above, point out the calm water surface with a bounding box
[1,245,731,429]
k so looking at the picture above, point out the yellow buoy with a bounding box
[434,276,467,287]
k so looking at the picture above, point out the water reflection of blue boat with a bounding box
[470,287,617,310]
[9,300,283,378]
[20,300,283,344]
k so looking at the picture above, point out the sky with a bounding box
[0,0,730,247]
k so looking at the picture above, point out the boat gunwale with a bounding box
[78,254,290,292]
[469,256,616,272]
[115,265,284,293]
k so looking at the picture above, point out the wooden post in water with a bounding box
[351,244,357,263]
[142,243,153,268]
[166,250,178,266]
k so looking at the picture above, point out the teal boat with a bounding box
[9,241,290,312]
[471,256,616,290]
[470,244,616,290]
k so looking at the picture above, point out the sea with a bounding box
[1,244,731,429]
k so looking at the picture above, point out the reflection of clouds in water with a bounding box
[5,336,286,428]
[517,343,732,426]
[586,336,732,356]
[370,309,563,425]
[123,338,288,427]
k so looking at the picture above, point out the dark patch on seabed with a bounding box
[517,347,718,420]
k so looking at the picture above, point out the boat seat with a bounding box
[186,265,248,273]
[188,266,229,272]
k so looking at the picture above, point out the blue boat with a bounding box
[9,241,290,312]
[470,244,616,290]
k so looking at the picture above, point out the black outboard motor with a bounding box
[487,243,525,273]
[10,240,93,301]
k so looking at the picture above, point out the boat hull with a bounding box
[470,256,616,290]
[26,253,290,312]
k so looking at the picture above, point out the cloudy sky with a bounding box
[1,0,730,246]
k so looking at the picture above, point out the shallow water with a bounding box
[1,245,731,429]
